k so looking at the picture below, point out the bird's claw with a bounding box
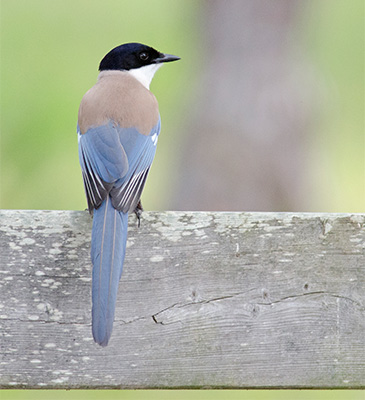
[134,201,143,228]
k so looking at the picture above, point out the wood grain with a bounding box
[0,210,364,388]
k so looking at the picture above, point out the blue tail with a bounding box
[91,196,128,346]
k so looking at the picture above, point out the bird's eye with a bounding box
[139,52,149,61]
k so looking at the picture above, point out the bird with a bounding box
[77,43,180,346]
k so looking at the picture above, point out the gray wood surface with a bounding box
[0,210,364,389]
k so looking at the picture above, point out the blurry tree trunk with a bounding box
[173,0,315,211]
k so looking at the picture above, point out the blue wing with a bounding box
[78,119,160,213]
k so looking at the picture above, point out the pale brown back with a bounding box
[78,71,159,136]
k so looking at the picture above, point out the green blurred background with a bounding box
[0,0,364,398]
[0,0,364,213]
[1,390,365,400]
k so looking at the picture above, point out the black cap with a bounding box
[99,43,180,71]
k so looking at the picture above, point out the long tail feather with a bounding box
[91,196,128,346]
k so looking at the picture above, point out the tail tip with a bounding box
[92,326,111,347]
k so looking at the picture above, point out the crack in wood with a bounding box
[257,291,364,308]
[151,291,364,325]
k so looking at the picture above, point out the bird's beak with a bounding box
[155,53,181,63]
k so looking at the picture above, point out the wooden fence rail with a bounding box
[0,210,364,389]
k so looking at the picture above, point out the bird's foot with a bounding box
[134,201,143,228]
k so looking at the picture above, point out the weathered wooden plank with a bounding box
[0,210,364,389]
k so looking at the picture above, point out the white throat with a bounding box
[127,63,163,89]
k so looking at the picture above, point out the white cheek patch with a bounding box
[151,133,158,146]
[128,63,163,89]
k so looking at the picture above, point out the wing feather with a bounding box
[78,120,160,214]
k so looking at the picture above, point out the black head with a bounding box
[99,43,180,71]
